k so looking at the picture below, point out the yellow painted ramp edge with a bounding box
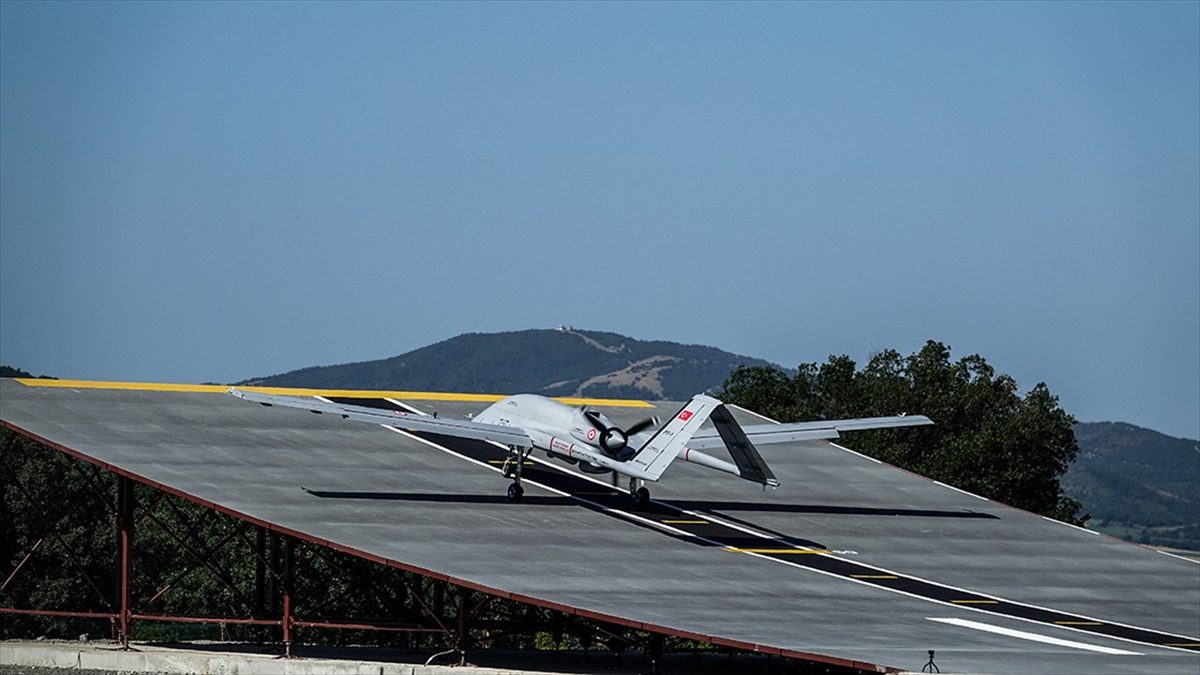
[14,378,656,408]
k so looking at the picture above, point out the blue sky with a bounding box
[2,1,1197,438]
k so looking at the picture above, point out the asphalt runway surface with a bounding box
[2,379,1198,674]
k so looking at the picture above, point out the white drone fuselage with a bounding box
[472,394,740,479]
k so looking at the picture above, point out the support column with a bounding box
[456,586,470,664]
[115,476,134,648]
[267,532,280,614]
[254,527,266,618]
[281,536,295,658]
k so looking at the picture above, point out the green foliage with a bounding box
[1,429,116,638]
[722,341,1084,524]
[1,365,56,379]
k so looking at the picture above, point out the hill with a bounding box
[1065,422,1200,550]
[239,327,777,401]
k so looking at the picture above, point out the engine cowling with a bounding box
[569,408,659,458]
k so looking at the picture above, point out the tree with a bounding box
[722,341,1084,524]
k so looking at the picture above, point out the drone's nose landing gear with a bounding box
[629,477,650,510]
[503,445,530,502]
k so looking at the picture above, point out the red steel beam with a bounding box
[131,613,280,626]
[0,607,116,620]
[281,536,294,657]
[1,538,43,594]
[116,475,134,647]
[293,620,445,632]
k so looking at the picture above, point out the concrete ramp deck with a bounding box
[2,379,1197,674]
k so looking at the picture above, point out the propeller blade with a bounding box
[624,416,659,436]
[583,410,608,432]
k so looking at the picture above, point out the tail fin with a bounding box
[625,394,722,481]
[709,403,778,487]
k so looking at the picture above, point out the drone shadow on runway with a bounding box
[304,489,996,519]
[302,488,996,555]
[668,500,1000,520]
[303,489,576,505]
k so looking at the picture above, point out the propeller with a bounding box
[583,410,660,457]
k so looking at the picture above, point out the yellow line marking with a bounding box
[1054,620,1103,626]
[852,574,898,579]
[661,520,708,524]
[952,599,999,604]
[486,460,534,465]
[723,547,831,554]
[15,378,655,407]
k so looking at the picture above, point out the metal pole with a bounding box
[254,527,265,619]
[457,586,470,664]
[282,536,294,658]
[268,532,280,614]
[116,475,134,648]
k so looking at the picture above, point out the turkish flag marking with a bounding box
[678,410,694,421]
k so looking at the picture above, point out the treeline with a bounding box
[721,340,1084,524]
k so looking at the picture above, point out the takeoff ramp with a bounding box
[2,378,1197,674]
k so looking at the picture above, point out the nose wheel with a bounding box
[504,445,530,502]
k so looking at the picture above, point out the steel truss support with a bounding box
[282,535,295,658]
[2,433,830,673]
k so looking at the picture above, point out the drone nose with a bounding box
[603,428,628,453]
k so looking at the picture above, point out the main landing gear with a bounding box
[629,477,651,510]
[503,445,531,502]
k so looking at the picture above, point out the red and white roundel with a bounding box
[586,428,597,441]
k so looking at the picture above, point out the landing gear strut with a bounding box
[629,477,650,510]
[504,445,530,502]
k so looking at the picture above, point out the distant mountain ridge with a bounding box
[1065,421,1199,550]
[239,327,777,400]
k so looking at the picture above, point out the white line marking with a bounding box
[1156,549,1200,565]
[934,480,989,501]
[927,617,1142,655]
[1041,515,1100,535]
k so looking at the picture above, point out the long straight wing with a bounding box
[228,388,532,448]
[685,413,933,451]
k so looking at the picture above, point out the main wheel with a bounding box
[634,486,650,509]
[507,483,524,502]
